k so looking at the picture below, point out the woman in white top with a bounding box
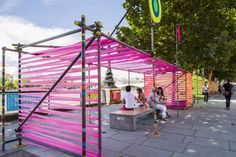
[148,87,167,119]
[120,86,135,110]
[157,87,171,118]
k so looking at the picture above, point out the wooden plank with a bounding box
[110,108,152,116]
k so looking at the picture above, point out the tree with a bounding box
[0,77,18,90]
[117,0,236,79]
[103,68,117,88]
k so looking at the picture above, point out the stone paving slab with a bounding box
[109,132,148,144]
[184,144,236,157]
[166,123,193,129]
[228,113,236,120]
[229,141,236,152]
[32,150,71,157]
[142,138,187,153]
[184,136,229,150]
[196,118,230,125]
[122,144,173,157]
[160,126,196,136]
[23,146,72,157]
[172,152,199,157]
[23,146,48,155]
[116,129,154,136]
[102,149,133,157]
[1,150,38,157]
[192,125,231,134]
[178,118,228,126]
[229,124,236,132]
[147,132,186,143]
[102,138,132,152]
[102,129,119,138]
[195,130,236,142]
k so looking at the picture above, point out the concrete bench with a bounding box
[110,108,153,131]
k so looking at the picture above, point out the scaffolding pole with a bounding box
[12,44,61,48]
[81,15,87,157]
[19,29,82,49]
[17,45,22,146]
[96,23,102,157]
[151,22,155,87]
[176,24,179,117]
[128,70,130,85]
[1,47,6,151]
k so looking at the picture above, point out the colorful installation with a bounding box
[18,42,102,156]
[192,75,218,101]
[155,73,175,108]
[144,72,192,109]
[1,17,103,156]
[2,16,190,156]
[144,74,153,97]
[208,81,218,95]
[149,0,162,23]
[192,74,205,99]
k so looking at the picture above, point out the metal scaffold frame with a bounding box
[1,15,189,157]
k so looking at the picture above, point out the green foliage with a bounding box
[0,77,18,90]
[117,0,236,79]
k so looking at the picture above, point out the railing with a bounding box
[0,91,18,112]
[0,91,41,112]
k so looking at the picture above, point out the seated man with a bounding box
[120,85,135,110]
[148,87,167,120]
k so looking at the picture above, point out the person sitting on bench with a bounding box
[148,87,167,120]
[120,85,135,110]
[157,87,171,118]
[135,88,148,108]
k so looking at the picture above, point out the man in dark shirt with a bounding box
[223,79,233,110]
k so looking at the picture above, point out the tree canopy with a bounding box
[117,0,236,81]
[0,77,18,90]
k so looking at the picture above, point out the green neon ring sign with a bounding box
[149,0,162,23]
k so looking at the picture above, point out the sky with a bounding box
[0,0,129,50]
[0,0,139,79]
[0,0,128,31]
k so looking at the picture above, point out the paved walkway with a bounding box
[1,94,236,157]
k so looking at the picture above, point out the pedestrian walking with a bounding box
[223,79,233,110]
[218,83,222,94]
[202,81,209,103]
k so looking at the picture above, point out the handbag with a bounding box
[225,91,230,96]
[223,85,232,96]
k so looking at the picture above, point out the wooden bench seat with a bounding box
[110,108,153,131]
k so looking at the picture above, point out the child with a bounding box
[120,86,135,110]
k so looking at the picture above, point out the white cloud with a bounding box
[0,15,77,75]
[0,0,21,13]
[41,0,63,6]
[0,15,141,82]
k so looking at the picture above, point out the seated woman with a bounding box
[120,85,135,110]
[157,87,171,118]
[135,88,148,108]
[148,87,167,120]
